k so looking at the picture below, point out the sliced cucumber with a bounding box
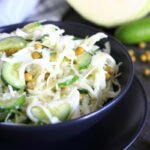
[49,103,71,121]
[2,62,25,89]
[23,21,41,33]
[77,52,92,70]
[41,36,56,49]
[0,36,27,52]
[58,75,79,88]
[0,94,25,111]
[31,106,49,123]
[41,36,50,48]
[31,103,71,123]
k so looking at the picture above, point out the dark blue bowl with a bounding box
[0,21,134,142]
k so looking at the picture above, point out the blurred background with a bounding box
[0,0,150,149]
[0,0,68,26]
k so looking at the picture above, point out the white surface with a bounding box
[0,0,69,26]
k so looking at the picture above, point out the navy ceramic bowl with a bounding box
[0,21,134,142]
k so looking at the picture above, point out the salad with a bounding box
[0,21,121,125]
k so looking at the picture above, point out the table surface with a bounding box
[63,9,150,150]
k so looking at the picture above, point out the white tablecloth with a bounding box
[0,0,69,26]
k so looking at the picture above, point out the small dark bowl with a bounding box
[0,21,134,142]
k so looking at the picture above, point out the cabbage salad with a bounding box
[0,21,120,125]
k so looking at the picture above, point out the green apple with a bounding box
[67,0,150,28]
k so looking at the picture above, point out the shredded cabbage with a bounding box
[0,22,121,125]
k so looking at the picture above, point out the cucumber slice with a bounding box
[23,21,41,33]
[49,103,71,121]
[31,106,49,123]
[31,103,71,123]
[41,36,51,48]
[77,52,92,70]
[41,36,57,49]
[2,62,25,89]
[0,36,27,52]
[58,75,79,88]
[0,94,25,111]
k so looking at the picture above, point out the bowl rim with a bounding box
[0,21,134,129]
